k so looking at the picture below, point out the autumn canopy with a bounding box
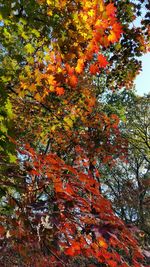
[0,0,149,266]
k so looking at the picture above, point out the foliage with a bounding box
[100,92,150,261]
[0,0,149,266]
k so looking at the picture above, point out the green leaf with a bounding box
[7,153,17,163]
[24,43,35,54]
[5,99,13,119]
[31,28,40,38]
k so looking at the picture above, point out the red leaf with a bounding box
[79,173,89,183]
[65,184,74,195]
[65,241,80,256]
[107,260,117,267]
[89,64,99,74]
[0,226,5,236]
[65,247,75,256]
[113,23,122,35]
[97,54,108,68]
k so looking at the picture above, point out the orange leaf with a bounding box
[56,87,65,96]
[65,247,75,256]
[79,173,89,182]
[69,75,78,87]
[113,23,122,35]
[106,3,116,17]
[55,180,64,193]
[75,59,84,74]
[65,63,74,75]
[108,23,122,43]
[72,241,80,250]
[108,31,117,43]
[98,237,108,249]
[63,164,78,175]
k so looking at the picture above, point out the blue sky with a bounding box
[134,53,150,96]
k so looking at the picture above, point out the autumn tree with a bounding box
[100,92,150,250]
[0,0,149,266]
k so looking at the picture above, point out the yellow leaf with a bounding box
[47,9,53,16]
[47,0,52,4]
[82,14,88,22]
[99,1,105,12]
[49,85,55,92]
[57,67,62,73]
[108,31,117,43]
[18,90,25,98]
[64,117,73,128]
[47,75,56,86]
[24,43,35,54]
[51,125,56,131]
[35,93,41,102]
[29,83,36,92]
[88,10,95,17]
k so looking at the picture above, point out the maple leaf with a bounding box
[35,93,42,101]
[55,180,64,193]
[99,1,105,12]
[75,58,84,74]
[113,23,122,35]
[1,0,146,265]
[86,96,96,107]
[109,23,122,43]
[95,168,100,178]
[65,241,80,256]
[65,184,74,195]
[107,260,117,267]
[24,43,35,54]
[108,31,118,43]
[89,64,99,74]
[106,3,116,17]
[97,54,108,68]
[64,116,73,128]
[56,87,65,95]
[0,225,5,236]
[69,75,78,87]
[98,237,108,249]
[65,63,74,75]
[47,74,57,86]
